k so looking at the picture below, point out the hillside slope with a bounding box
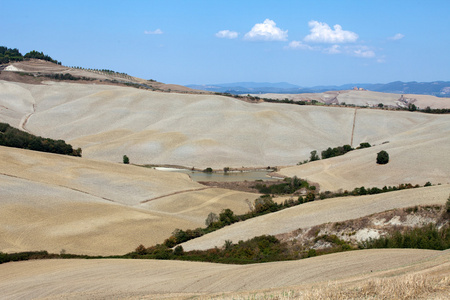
[279,111,450,191]
[1,79,449,169]
[0,146,259,255]
[0,249,448,299]
[253,90,450,109]
[180,184,450,251]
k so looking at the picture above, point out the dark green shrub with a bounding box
[358,142,371,149]
[173,245,184,256]
[376,150,389,164]
[123,155,129,164]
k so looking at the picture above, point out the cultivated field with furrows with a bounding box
[0,59,449,299]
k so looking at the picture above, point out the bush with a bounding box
[203,167,213,173]
[173,245,184,256]
[376,150,389,164]
[358,142,371,149]
[360,224,450,250]
[123,155,129,164]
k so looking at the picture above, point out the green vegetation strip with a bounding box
[0,123,81,157]
[2,220,448,265]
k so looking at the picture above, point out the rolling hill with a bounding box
[0,249,448,299]
[1,58,449,299]
[0,146,260,255]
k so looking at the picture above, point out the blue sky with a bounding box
[1,0,449,86]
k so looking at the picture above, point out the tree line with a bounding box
[0,46,60,64]
[0,123,81,157]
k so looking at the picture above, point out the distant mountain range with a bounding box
[187,81,450,97]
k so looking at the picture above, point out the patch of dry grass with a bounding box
[203,274,450,300]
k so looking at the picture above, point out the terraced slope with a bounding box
[0,249,447,299]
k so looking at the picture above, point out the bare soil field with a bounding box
[1,79,449,170]
[180,184,450,251]
[0,249,447,299]
[279,112,450,191]
[0,146,260,255]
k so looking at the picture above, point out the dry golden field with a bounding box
[1,60,449,299]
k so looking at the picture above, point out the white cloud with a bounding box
[304,20,358,43]
[286,40,314,50]
[388,33,405,40]
[324,44,341,54]
[353,48,375,58]
[215,30,238,39]
[244,19,288,41]
[144,29,163,35]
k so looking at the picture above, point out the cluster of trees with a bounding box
[0,251,56,264]
[422,107,450,114]
[252,176,309,195]
[320,183,424,200]
[0,123,81,156]
[133,235,295,264]
[359,223,449,250]
[304,143,371,165]
[0,46,23,63]
[24,50,60,64]
[0,46,60,64]
[321,144,354,159]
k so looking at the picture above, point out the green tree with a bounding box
[376,150,389,164]
[408,103,417,111]
[123,155,129,164]
[309,150,319,162]
[219,209,236,225]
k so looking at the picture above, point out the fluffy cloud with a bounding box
[388,33,405,40]
[215,30,238,39]
[244,19,288,41]
[304,21,358,43]
[144,29,163,35]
